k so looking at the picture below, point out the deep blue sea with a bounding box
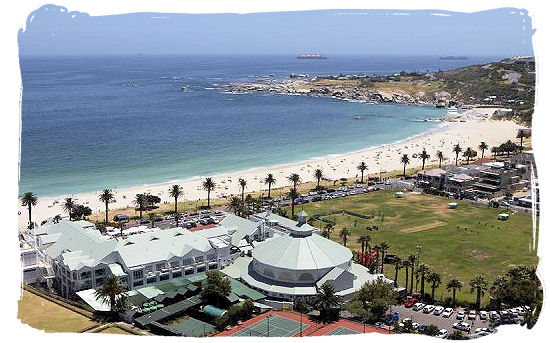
[19,54,499,196]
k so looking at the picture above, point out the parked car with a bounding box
[198,218,209,225]
[412,302,426,311]
[442,308,454,318]
[423,305,435,314]
[489,311,500,320]
[139,219,150,224]
[437,329,449,339]
[433,306,444,315]
[113,214,129,222]
[404,297,419,308]
[453,322,471,332]
[475,327,494,336]
[479,311,488,320]
[456,311,465,321]
[468,310,477,320]
[516,307,526,316]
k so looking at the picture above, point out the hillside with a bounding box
[225,57,535,124]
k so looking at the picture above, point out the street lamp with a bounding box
[267,314,271,337]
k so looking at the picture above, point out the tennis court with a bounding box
[168,317,215,337]
[232,314,307,337]
[328,327,362,335]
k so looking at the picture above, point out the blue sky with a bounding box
[18,5,534,56]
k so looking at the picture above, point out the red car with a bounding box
[404,298,419,308]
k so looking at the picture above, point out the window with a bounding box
[133,270,143,279]
[145,265,153,273]
[184,269,194,275]
[147,277,157,284]
[298,273,314,281]
[195,256,204,263]
[155,263,166,271]
[159,274,170,281]
[183,258,193,265]
[94,268,105,277]
[197,265,206,273]
[95,278,104,287]
[172,271,182,278]
[263,267,274,278]
[80,271,92,279]
[209,263,218,270]
[170,261,179,269]
[133,280,143,287]
[280,271,292,281]
[206,253,216,260]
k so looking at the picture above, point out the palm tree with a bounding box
[228,196,242,216]
[436,151,444,168]
[339,227,350,247]
[402,259,411,294]
[469,275,488,310]
[419,149,430,170]
[148,212,157,228]
[491,146,498,160]
[134,193,148,219]
[463,147,477,165]
[169,184,183,219]
[357,235,368,265]
[427,272,442,301]
[288,173,301,190]
[21,192,38,228]
[99,189,114,224]
[264,173,276,199]
[446,279,463,306]
[416,264,430,298]
[453,144,462,166]
[313,283,341,323]
[94,274,126,313]
[393,257,402,287]
[62,197,75,221]
[238,178,247,201]
[323,224,334,239]
[313,168,324,188]
[401,154,410,177]
[407,254,417,294]
[379,242,389,274]
[478,142,489,159]
[288,188,299,218]
[202,177,216,209]
[53,214,62,224]
[357,162,368,183]
[517,129,529,149]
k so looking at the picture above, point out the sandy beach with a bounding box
[17,108,525,227]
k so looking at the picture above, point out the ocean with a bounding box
[19,54,499,196]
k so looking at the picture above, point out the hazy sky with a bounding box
[18,5,534,56]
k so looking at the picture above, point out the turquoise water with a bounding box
[19,55,494,196]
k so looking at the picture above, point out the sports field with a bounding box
[17,290,96,333]
[232,314,307,337]
[328,327,362,335]
[302,190,538,304]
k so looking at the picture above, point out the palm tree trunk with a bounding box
[28,205,32,228]
[410,266,415,293]
[431,286,435,300]
[439,158,442,168]
[175,196,178,214]
[268,184,271,198]
[455,153,459,166]
[476,290,481,309]
[207,190,211,208]
[361,171,364,183]
[452,289,456,305]
[403,164,406,177]
[405,268,409,294]
[105,203,109,224]
[422,160,426,170]
[394,267,399,286]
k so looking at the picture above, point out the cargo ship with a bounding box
[297,54,327,59]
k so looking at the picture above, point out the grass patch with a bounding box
[18,290,97,333]
[302,190,538,305]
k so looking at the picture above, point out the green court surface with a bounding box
[328,327,362,335]
[232,315,307,337]
[168,317,215,337]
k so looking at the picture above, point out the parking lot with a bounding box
[392,304,525,338]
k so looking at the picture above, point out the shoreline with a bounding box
[17,107,525,227]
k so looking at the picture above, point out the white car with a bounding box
[433,306,445,315]
[479,310,488,320]
[456,311,465,320]
[453,322,471,332]
[475,328,493,336]
[413,302,426,311]
[423,305,435,313]
[517,307,526,316]
[437,329,449,339]
[442,308,454,318]
[489,311,499,320]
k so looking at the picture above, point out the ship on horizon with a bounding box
[439,55,468,60]
[297,54,327,59]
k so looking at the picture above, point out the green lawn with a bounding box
[18,290,96,333]
[301,190,538,305]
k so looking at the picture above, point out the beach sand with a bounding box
[17,108,526,227]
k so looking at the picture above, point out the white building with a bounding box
[29,220,231,298]
[223,211,390,301]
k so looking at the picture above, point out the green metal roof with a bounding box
[229,278,266,301]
